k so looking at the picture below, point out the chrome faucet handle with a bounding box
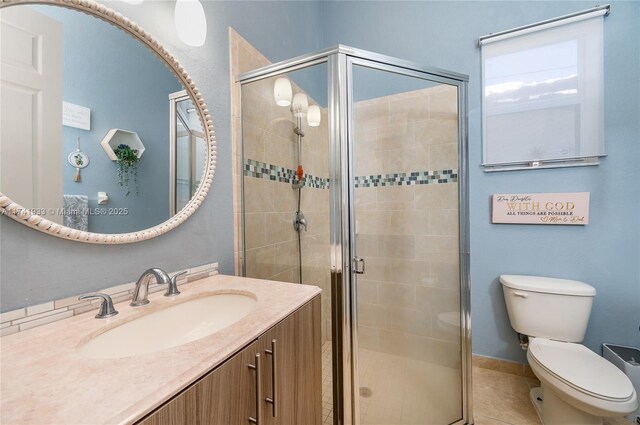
[165,270,187,297]
[78,293,119,319]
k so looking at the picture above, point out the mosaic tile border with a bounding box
[0,262,219,337]
[244,159,329,189]
[354,169,458,188]
[244,159,457,190]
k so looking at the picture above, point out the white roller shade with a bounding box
[481,13,605,167]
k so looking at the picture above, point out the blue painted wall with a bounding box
[0,1,323,310]
[321,1,640,362]
[32,5,182,234]
[2,1,637,366]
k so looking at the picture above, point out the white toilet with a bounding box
[500,275,638,425]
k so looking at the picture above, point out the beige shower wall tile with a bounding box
[388,93,430,126]
[264,133,295,170]
[357,280,378,305]
[303,210,328,237]
[415,183,458,210]
[429,209,459,236]
[377,185,414,210]
[243,178,275,213]
[428,85,458,119]
[431,260,460,290]
[378,283,417,308]
[388,209,429,235]
[302,265,327,286]
[415,118,458,146]
[241,86,271,130]
[301,188,326,212]
[244,213,266,250]
[241,120,265,162]
[268,112,296,141]
[270,268,297,284]
[354,148,385,176]
[274,240,298,274]
[354,100,389,129]
[272,181,297,213]
[376,122,414,151]
[390,307,432,337]
[430,143,458,170]
[355,187,377,211]
[416,287,459,312]
[358,303,392,328]
[382,145,430,175]
[356,210,390,234]
[415,235,458,258]
[362,257,391,282]
[378,234,415,259]
[245,245,276,279]
[357,228,379,251]
[389,259,432,286]
[237,36,270,74]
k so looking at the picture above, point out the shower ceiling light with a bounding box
[307,105,321,127]
[292,93,309,118]
[174,0,207,47]
[274,78,293,107]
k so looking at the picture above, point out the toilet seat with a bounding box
[527,338,638,417]
[529,338,634,402]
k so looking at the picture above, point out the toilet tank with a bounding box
[500,275,596,343]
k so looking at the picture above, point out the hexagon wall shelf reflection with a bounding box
[100,129,145,161]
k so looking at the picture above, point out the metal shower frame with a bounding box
[239,45,472,425]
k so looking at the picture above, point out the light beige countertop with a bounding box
[0,274,321,425]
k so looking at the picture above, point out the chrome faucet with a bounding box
[130,268,171,307]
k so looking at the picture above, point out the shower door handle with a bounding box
[353,257,365,274]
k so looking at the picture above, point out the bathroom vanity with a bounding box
[138,291,321,425]
[0,275,322,424]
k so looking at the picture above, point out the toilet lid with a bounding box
[529,338,635,401]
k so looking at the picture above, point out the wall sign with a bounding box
[492,192,589,225]
[62,102,91,130]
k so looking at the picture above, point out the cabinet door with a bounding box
[137,387,197,425]
[258,296,322,425]
[196,340,260,425]
[292,296,322,425]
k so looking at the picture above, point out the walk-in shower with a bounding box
[239,45,471,425]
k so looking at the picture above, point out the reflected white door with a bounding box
[0,7,63,223]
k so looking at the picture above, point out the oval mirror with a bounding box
[0,0,215,243]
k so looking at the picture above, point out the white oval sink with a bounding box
[79,293,257,359]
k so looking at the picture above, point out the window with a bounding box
[480,7,607,171]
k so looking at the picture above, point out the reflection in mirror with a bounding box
[0,4,205,235]
[170,91,206,215]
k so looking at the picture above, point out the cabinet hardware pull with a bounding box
[248,353,263,424]
[265,339,277,417]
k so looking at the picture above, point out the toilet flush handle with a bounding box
[513,291,529,298]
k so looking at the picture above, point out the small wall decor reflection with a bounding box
[67,136,89,182]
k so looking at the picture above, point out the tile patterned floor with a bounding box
[322,341,334,425]
[321,341,635,425]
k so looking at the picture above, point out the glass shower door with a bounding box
[349,62,463,424]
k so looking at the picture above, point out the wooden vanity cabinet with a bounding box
[138,296,321,425]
